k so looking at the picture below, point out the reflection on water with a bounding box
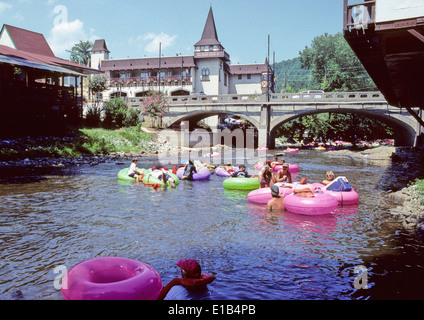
[1,149,424,300]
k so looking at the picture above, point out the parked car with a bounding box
[293,90,324,99]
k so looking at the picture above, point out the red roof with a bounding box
[2,24,55,57]
[0,24,102,75]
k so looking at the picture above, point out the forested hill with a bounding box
[273,57,315,93]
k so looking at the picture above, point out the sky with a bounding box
[0,0,344,64]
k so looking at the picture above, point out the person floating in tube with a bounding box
[181,160,197,181]
[157,259,215,300]
[230,164,251,178]
[274,163,292,183]
[128,159,144,182]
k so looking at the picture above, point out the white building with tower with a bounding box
[91,7,274,100]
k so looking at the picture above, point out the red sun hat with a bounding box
[176,259,202,278]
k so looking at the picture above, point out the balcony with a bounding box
[109,75,192,88]
[343,0,375,33]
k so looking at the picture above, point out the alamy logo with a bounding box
[353,265,368,290]
[53,265,67,290]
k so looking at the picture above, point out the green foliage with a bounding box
[273,58,316,93]
[298,32,377,92]
[84,103,102,127]
[0,128,154,161]
[276,112,394,142]
[67,40,93,66]
[88,76,109,94]
[103,98,139,128]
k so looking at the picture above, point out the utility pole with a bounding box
[158,42,161,93]
[267,35,270,103]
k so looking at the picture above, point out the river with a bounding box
[1,147,424,300]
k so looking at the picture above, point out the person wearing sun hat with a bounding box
[274,162,292,183]
[157,259,215,300]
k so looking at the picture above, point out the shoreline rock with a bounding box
[388,184,424,233]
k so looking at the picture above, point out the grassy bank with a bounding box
[415,179,424,205]
[0,127,155,161]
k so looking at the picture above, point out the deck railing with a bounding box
[109,75,192,87]
[344,0,376,32]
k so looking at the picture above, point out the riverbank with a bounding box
[324,145,424,233]
[388,181,424,233]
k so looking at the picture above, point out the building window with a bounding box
[224,73,228,86]
[201,68,210,81]
[238,75,242,80]
[247,74,251,80]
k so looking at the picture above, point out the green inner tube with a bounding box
[223,177,260,190]
[117,168,136,181]
[117,167,149,182]
[143,172,180,186]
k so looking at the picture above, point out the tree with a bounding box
[139,93,168,128]
[88,75,109,100]
[67,40,93,66]
[298,33,377,92]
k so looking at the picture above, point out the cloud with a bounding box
[141,32,177,54]
[0,2,12,14]
[48,19,97,58]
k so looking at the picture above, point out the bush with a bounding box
[84,103,102,127]
[103,98,128,129]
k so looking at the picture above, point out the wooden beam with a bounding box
[407,29,424,44]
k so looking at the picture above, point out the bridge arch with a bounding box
[270,108,418,146]
[165,110,260,131]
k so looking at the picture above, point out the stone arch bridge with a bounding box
[128,91,423,147]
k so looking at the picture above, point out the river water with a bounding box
[1,147,424,300]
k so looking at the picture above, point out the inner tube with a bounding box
[247,185,294,204]
[223,177,260,190]
[61,257,163,300]
[286,148,299,153]
[117,168,146,182]
[143,171,180,186]
[176,167,211,181]
[215,167,239,177]
[283,191,338,215]
[205,152,221,158]
[312,182,359,205]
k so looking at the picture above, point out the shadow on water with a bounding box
[0,166,80,185]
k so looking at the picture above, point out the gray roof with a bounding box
[229,63,272,75]
[194,7,221,47]
[91,39,110,53]
[101,56,196,71]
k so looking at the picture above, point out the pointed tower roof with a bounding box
[194,7,221,47]
[91,39,110,53]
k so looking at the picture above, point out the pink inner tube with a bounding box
[215,167,239,177]
[247,185,293,204]
[283,192,338,215]
[312,183,359,205]
[177,166,211,180]
[286,148,299,153]
[61,257,163,300]
[206,152,221,158]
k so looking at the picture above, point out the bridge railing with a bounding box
[165,93,267,105]
[165,91,387,105]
